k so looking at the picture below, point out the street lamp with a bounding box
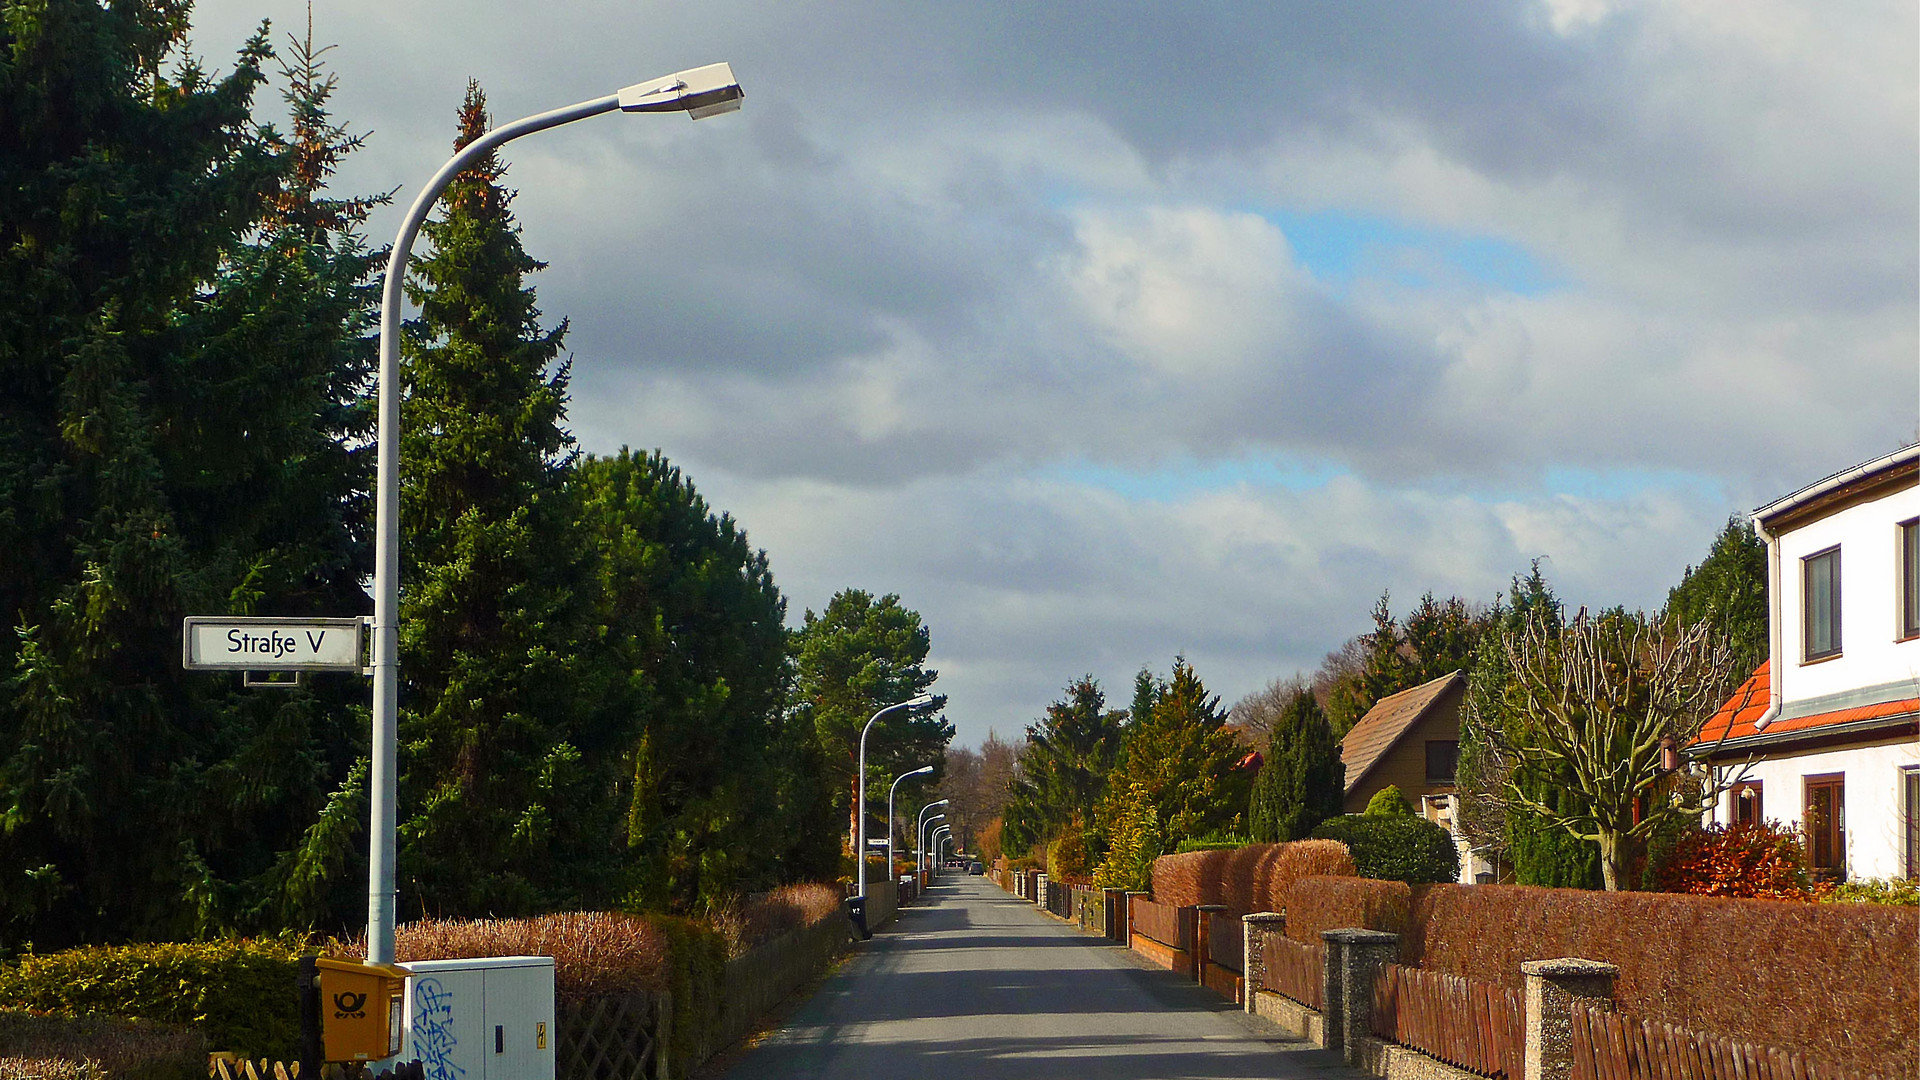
[916,799,948,879]
[364,63,744,965]
[887,765,934,890]
[919,812,945,881]
[933,825,951,869]
[855,694,935,902]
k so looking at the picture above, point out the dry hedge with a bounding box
[0,1010,204,1080]
[337,911,674,1000]
[1283,875,1412,942]
[710,884,844,958]
[1150,840,1355,911]
[1401,885,1918,1077]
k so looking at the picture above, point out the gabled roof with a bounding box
[1693,660,1919,754]
[1753,442,1918,534]
[1339,671,1465,794]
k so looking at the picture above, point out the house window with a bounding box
[1905,768,1920,880]
[1731,780,1763,827]
[1425,740,1459,783]
[1804,774,1845,879]
[1802,547,1841,661]
[1901,520,1920,641]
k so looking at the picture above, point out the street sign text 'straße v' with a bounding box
[182,616,369,672]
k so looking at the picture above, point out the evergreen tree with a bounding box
[1001,676,1123,855]
[394,82,606,917]
[1324,591,1484,738]
[0,3,388,946]
[573,448,796,910]
[1664,516,1768,667]
[788,590,951,855]
[1248,688,1344,842]
[1096,658,1248,851]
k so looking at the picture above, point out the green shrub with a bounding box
[0,939,302,1058]
[1363,785,1414,817]
[0,1010,204,1080]
[1824,877,1920,906]
[646,915,727,1076]
[1173,832,1248,854]
[1310,815,1458,884]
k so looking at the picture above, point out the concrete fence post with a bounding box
[1241,912,1285,1014]
[1522,958,1617,1080]
[1322,929,1398,1065]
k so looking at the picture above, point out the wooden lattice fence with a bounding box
[557,993,670,1080]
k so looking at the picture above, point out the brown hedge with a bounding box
[1283,876,1412,942]
[338,911,676,1000]
[0,1009,204,1080]
[1401,885,1918,1077]
[1150,840,1355,912]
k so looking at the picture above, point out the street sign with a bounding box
[183,616,369,672]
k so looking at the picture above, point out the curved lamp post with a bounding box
[933,825,952,869]
[855,694,935,901]
[887,766,934,888]
[919,812,946,881]
[916,799,948,879]
[365,64,744,965]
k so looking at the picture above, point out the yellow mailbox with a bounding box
[313,957,410,1062]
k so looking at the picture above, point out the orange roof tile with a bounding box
[1694,660,1919,748]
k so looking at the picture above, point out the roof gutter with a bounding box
[1752,443,1920,527]
[1750,515,1782,732]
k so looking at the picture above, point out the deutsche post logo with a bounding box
[333,991,368,1019]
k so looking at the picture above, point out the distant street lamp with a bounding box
[919,813,946,881]
[363,64,743,966]
[933,825,952,868]
[887,766,935,888]
[916,799,949,878]
[855,694,935,902]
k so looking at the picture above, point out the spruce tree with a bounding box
[395,82,602,917]
[1664,516,1768,667]
[1002,676,1124,854]
[1097,658,1248,848]
[0,3,388,946]
[1248,688,1344,842]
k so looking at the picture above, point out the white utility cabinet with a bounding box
[400,956,556,1080]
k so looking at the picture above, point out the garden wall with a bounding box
[1401,885,1918,1077]
[1151,840,1354,911]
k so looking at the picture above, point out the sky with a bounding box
[193,0,1919,748]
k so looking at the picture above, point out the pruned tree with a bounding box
[1491,607,1748,890]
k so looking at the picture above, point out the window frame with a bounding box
[1900,519,1920,642]
[1424,739,1459,784]
[1904,767,1920,881]
[1802,545,1842,662]
[1803,772,1846,878]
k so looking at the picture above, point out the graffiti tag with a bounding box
[413,978,464,1080]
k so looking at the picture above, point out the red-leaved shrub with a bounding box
[1402,884,1917,1077]
[1151,840,1355,911]
[1649,822,1817,899]
[1283,875,1411,942]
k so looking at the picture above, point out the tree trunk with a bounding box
[1597,829,1635,891]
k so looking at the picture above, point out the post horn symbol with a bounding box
[333,990,368,1015]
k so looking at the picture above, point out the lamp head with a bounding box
[908,765,935,778]
[905,693,936,709]
[928,799,950,808]
[619,63,744,119]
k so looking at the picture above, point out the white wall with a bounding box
[1773,483,1920,706]
[1711,738,1918,880]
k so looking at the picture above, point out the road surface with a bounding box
[720,874,1356,1079]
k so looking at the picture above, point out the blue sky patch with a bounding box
[1260,208,1559,296]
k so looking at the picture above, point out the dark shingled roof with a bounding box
[1339,671,1465,795]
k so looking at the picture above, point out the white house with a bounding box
[1693,443,1920,881]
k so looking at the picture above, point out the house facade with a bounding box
[1694,443,1920,881]
[1336,671,1480,880]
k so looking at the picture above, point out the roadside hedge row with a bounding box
[0,1010,206,1080]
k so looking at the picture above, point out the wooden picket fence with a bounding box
[209,1059,424,1080]
[1370,963,1524,1080]
[1570,1002,1887,1080]
[1204,911,1243,973]
[1255,933,1323,1010]
[1127,897,1187,951]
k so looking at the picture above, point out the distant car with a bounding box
[968,861,984,875]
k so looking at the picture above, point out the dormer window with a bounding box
[1803,546,1841,661]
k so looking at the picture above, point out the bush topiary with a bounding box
[1310,814,1458,884]
[1363,785,1414,817]
[0,938,302,1058]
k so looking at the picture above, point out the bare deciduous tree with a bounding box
[1493,608,1749,891]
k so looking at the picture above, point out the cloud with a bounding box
[183,0,1915,742]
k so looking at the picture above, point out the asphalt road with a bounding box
[719,875,1357,1080]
